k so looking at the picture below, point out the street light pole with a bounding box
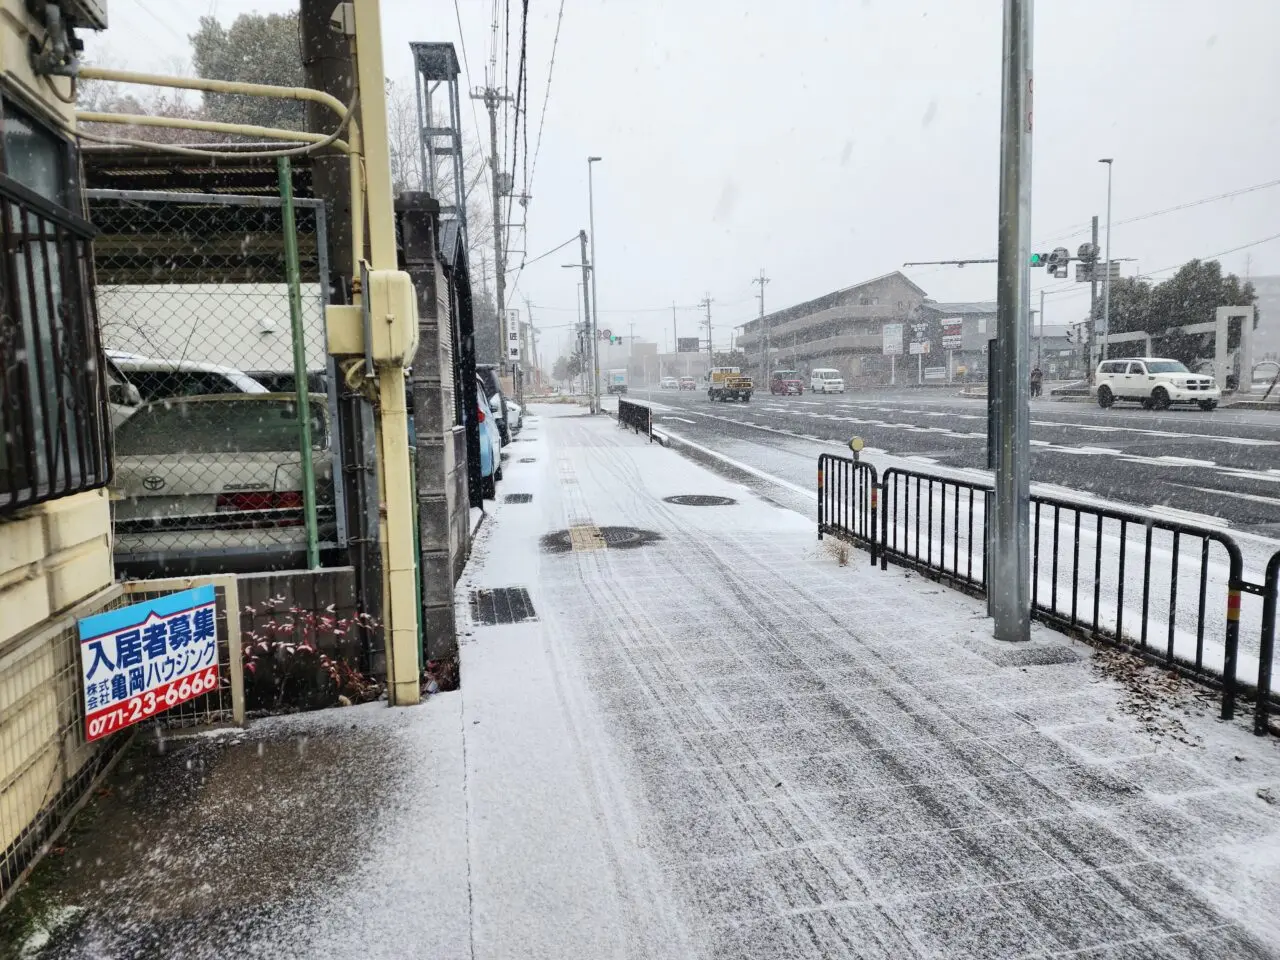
[1038,287,1045,369]
[587,156,603,413]
[991,0,1033,644]
[1100,158,1113,361]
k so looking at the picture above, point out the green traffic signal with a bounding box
[1029,252,1047,266]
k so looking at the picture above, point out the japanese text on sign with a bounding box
[941,318,964,350]
[78,585,220,742]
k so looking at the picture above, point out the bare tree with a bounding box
[384,78,493,268]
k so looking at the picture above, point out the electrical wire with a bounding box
[527,0,565,206]
[454,0,494,215]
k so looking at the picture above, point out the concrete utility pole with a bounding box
[700,294,714,367]
[1089,215,1099,373]
[471,85,513,371]
[587,157,603,412]
[1037,288,1045,369]
[1100,158,1114,362]
[991,0,1033,644]
[672,302,678,357]
[753,269,770,376]
[576,230,597,409]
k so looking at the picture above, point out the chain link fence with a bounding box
[86,190,345,580]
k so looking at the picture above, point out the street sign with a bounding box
[908,341,930,355]
[78,585,220,743]
[507,326,520,360]
[677,336,700,353]
[600,328,612,341]
[1075,261,1120,283]
[881,322,904,356]
[924,366,947,380]
[940,318,963,350]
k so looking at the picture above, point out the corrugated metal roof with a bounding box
[923,302,997,315]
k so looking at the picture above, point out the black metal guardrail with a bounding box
[617,398,653,441]
[819,455,1277,730]
[817,454,878,564]
[1255,550,1280,734]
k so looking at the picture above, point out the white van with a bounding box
[809,368,845,394]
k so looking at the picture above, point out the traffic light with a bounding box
[1047,246,1070,279]
[1029,252,1049,268]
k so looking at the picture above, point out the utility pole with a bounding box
[991,0,1033,644]
[1100,158,1114,362]
[1037,288,1045,369]
[672,302,678,357]
[752,269,770,377]
[1089,215,1099,374]
[700,294,714,368]
[587,157,603,413]
[471,85,514,372]
[576,230,597,410]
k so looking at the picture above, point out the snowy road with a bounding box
[621,388,1280,537]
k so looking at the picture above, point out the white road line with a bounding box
[657,429,818,500]
[661,416,696,424]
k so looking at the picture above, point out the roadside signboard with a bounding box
[908,341,929,355]
[677,336,700,353]
[881,323,903,356]
[909,321,931,355]
[78,585,220,743]
[940,318,963,350]
[507,327,520,361]
[924,366,947,380]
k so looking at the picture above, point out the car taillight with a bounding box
[477,407,486,422]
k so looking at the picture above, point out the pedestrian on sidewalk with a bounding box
[1030,365,1043,398]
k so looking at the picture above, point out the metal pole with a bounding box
[992,0,1033,643]
[1038,288,1045,369]
[1101,159,1113,361]
[277,157,320,570]
[588,156,602,413]
[1089,215,1099,374]
[579,230,594,402]
[489,93,507,374]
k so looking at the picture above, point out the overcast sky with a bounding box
[86,1,1280,358]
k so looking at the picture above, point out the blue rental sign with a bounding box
[78,585,220,742]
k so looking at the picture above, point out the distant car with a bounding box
[474,384,503,499]
[1094,358,1220,411]
[679,376,697,390]
[660,376,679,390]
[110,394,334,578]
[770,369,804,395]
[106,350,269,403]
[810,368,845,394]
[476,364,510,444]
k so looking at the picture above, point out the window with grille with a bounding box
[0,100,110,515]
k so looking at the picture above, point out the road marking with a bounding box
[657,429,818,500]
[661,416,696,424]
[1157,455,1218,467]
[1171,483,1280,509]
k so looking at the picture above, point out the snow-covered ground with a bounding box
[15,405,1280,960]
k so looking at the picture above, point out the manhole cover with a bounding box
[540,525,663,554]
[504,493,533,504]
[519,457,536,463]
[469,587,538,625]
[663,494,737,506]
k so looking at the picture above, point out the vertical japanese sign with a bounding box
[78,585,219,742]
[941,318,964,350]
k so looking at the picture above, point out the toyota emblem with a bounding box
[142,475,165,491]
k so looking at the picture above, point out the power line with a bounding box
[528,0,566,204]
[453,0,494,214]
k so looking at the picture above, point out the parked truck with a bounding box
[606,369,628,395]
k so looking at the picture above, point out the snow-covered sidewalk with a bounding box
[11,404,1280,960]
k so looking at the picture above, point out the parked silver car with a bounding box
[110,394,334,577]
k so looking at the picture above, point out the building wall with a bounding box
[0,1,117,881]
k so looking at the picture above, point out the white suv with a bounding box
[1094,358,1220,411]
[810,368,846,394]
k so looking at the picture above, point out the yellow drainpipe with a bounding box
[353,0,421,707]
[74,66,365,275]
[76,111,351,156]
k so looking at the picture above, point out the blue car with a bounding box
[476,383,503,499]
